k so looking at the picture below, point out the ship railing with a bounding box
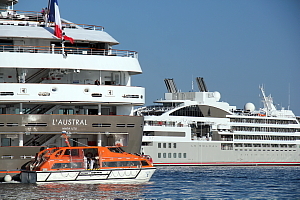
[141,106,176,112]
[144,121,187,127]
[0,9,104,31]
[0,45,138,58]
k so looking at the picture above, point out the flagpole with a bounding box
[61,32,65,57]
[46,0,51,27]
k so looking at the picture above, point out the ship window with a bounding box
[163,153,166,158]
[178,153,182,158]
[158,143,161,148]
[116,124,126,127]
[142,142,153,146]
[6,123,18,126]
[158,153,161,158]
[163,143,166,148]
[92,123,111,127]
[168,143,171,148]
[173,153,176,158]
[170,105,204,117]
[183,153,187,158]
[0,39,13,51]
[173,143,177,148]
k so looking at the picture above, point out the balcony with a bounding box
[0,45,137,58]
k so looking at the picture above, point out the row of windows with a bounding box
[234,143,297,148]
[145,121,177,127]
[221,143,298,150]
[234,135,300,141]
[158,152,187,159]
[230,118,298,125]
[170,105,204,117]
[235,149,296,152]
[158,143,177,148]
[232,126,300,133]
[0,123,136,128]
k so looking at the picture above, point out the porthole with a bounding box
[52,87,57,92]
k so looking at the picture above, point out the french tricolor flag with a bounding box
[48,0,74,44]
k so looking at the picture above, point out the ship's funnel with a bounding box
[164,78,178,93]
[196,77,208,92]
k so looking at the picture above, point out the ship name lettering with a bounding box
[52,119,87,126]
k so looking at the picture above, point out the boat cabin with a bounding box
[28,146,152,171]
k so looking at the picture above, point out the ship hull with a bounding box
[0,114,144,174]
[142,141,300,166]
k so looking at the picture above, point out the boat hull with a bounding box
[20,168,156,184]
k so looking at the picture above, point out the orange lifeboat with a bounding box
[20,134,156,184]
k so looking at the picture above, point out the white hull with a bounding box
[143,141,300,166]
[21,168,156,184]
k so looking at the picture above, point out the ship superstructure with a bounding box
[135,78,300,166]
[0,0,144,172]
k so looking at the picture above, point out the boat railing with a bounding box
[0,45,138,58]
[0,9,104,31]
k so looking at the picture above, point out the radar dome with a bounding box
[244,102,255,112]
[213,91,221,101]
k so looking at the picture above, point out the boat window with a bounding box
[168,153,171,158]
[158,153,161,158]
[168,143,171,148]
[183,153,187,158]
[163,143,166,148]
[52,162,83,169]
[54,150,63,157]
[64,149,79,156]
[178,153,182,158]
[52,163,70,169]
[102,161,140,167]
[163,153,166,158]
[173,143,177,148]
[141,160,149,166]
[158,143,161,148]
[173,153,176,158]
[108,147,124,153]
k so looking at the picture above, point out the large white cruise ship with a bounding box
[135,77,300,166]
[0,0,145,174]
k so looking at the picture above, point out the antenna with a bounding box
[191,75,194,92]
[288,83,290,110]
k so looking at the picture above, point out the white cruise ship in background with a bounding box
[0,0,145,174]
[135,77,300,166]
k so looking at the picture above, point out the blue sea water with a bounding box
[1,166,300,199]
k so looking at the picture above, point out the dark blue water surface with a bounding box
[1,166,300,199]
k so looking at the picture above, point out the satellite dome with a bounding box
[213,91,221,101]
[244,102,255,112]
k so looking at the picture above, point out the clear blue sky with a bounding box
[16,0,300,115]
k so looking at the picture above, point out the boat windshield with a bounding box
[107,147,124,153]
